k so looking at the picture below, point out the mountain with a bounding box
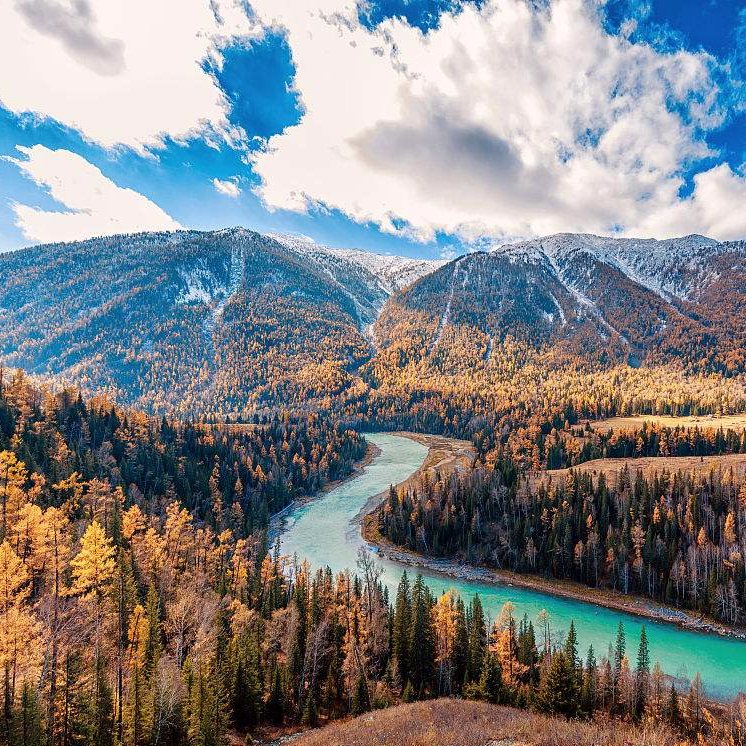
[374,233,746,376]
[1,227,744,424]
[269,232,445,297]
[0,228,439,417]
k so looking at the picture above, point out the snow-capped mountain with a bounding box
[376,233,746,375]
[0,227,441,416]
[494,233,725,302]
[1,227,744,417]
[268,232,444,299]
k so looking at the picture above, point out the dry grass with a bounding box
[542,453,746,485]
[289,700,685,746]
[587,414,746,433]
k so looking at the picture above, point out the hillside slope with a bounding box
[0,228,438,417]
[288,699,687,746]
[373,233,746,376]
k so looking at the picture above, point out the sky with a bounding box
[0,0,744,259]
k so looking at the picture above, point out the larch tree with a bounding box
[70,521,116,744]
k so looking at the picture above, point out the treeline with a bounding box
[542,422,746,470]
[0,368,366,537]
[379,462,746,624]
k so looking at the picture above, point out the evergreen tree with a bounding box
[452,598,468,693]
[266,666,285,726]
[392,572,411,689]
[478,652,503,704]
[634,626,650,719]
[564,620,578,671]
[407,575,434,698]
[466,595,486,683]
[538,651,578,718]
[581,645,597,716]
[351,675,369,716]
[666,683,680,726]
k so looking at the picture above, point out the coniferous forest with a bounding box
[379,458,746,624]
[0,370,745,744]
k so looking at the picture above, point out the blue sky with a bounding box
[0,0,744,258]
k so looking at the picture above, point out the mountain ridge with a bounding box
[1,227,745,422]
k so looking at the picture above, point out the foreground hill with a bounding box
[289,699,688,746]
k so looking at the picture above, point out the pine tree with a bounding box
[478,651,502,704]
[266,666,285,725]
[564,620,578,671]
[466,595,486,683]
[581,645,597,716]
[538,651,578,718]
[634,626,650,719]
[666,683,680,726]
[407,575,433,699]
[392,572,411,689]
[351,674,369,715]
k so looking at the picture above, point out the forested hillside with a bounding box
[2,229,746,448]
[363,234,746,452]
[0,229,436,420]
[379,430,746,624]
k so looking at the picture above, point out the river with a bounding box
[279,433,746,701]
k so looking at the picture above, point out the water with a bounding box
[279,433,746,701]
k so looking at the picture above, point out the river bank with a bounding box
[361,433,746,642]
[268,438,381,544]
[354,431,474,523]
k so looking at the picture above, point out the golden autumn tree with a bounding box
[70,522,116,602]
[70,521,117,743]
[433,591,459,695]
[0,540,39,722]
[0,451,28,541]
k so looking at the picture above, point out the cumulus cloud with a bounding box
[5,145,181,243]
[0,0,260,150]
[213,177,241,197]
[248,0,746,241]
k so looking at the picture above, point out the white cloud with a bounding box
[247,0,746,241]
[213,177,241,197]
[0,0,260,151]
[6,145,181,243]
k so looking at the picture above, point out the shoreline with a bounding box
[268,438,381,544]
[361,433,746,643]
[353,431,475,526]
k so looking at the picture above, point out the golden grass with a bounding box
[289,699,686,746]
[588,414,746,433]
[542,453,746,485]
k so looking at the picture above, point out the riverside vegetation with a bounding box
[0,372,745,745]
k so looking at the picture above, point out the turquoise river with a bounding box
[279,433,746,701]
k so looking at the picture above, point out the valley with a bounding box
[3,228,746,744]
[588,413,746,432]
